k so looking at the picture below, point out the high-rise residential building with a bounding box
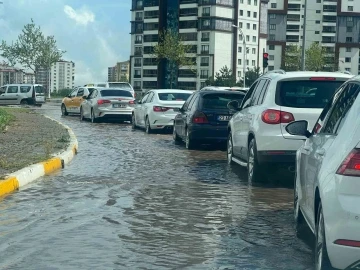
[49,60,75,92]
[267,0,360,74]
[115,61,130,81]
[23,72,35,84]
[108,66,116,82]
[36,67,49,90]
[129,0,267,91]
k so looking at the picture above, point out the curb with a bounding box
[0,116,78,197]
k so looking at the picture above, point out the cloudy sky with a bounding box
[0,0,131,85]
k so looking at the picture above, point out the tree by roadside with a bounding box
[283,44,301,71]
[238,67,262,87]
[153,30,196,89]
[205,66,236,87]
[0,19,64,80]
[305,42,326,71]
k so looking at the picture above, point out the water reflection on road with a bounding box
[0,104,313,270]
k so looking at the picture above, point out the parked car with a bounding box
[61,86,97,116]
[0,84,45,106]
[132,89,193,133]
[286,77,360,270]
[173,88,245,149]
[80,88,135,123]
[84,82,135,98]
[226,70,353,182]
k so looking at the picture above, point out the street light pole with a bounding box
[233,25,246,88]
[301,0,307,71]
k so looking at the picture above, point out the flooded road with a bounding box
[0,104,313,270]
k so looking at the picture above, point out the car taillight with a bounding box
[310,77,336,81]
[153,106,169,112]
[261,109,295,124]
[314,123,322,134]
[334,239,360,247]
[336,149,360,176]
[192,111,209,124]
[129,100,135,104]
[97,100,111,105]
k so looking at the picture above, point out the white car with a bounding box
[84,82,135,98]
[226,70,353,182]
[132,89,193,133]
[286,77,360,270]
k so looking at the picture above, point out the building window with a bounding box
[247,23,250,29]
[252,36,257,42]
[269,45,275,50]
[239,22,243,28]
[270,14,276,19]
[202,7,210,16]
[239,34,243,41]
[348,6,353,11]
[347,27,353,32]
[253,12,257,18]
[240,0,243,3]
[246,35,250,42]
[240,10,243,16]
[316,10,321,13]
[346,47,351,52]
[200,57,209,66]
[135,35,143,44]
[254,0,258,5]
[315,31,320,34]
[247,11,251,17]
[271,3,277,8]
[134,58,142,67]
[238,71,241,77]
[135,12,143,20]
[269,55,274,60]
[252,48,256,54]
[252,60,256,66]
[345,68,351,72]
[246,59,249,65]
[200,70,209,79]
[238,59,242,65]
[316,20,321,24]
[347,17,353,22]
[346,37,353,43]
[134,69,141,78]
[238,47,242,52]
[201,32,210,41]
[253,24,257,30]
[345,57,351,62]
[201,45,209,53]
[270,24,276,30]
[248,0,251,4]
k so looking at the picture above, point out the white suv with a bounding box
[226,70,353,181]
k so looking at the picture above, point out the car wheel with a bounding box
[80,107,84,121]
[61,104,68,116]
[185,128,195,150]
[294,172,306,238]
[132,114,137,130]
[247,138,264,182]
[315,202,334,270]
[91,109,97,123]
[145,117,152,134]
[227,133,234,165]
[20,100,28,106]
[173,126,181,143]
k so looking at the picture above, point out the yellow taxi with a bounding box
[61,87,93,116]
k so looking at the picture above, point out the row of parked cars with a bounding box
[61,71,359,269]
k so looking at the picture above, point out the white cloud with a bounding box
[63,5,95,26]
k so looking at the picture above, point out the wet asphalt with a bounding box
[0,104,314,270]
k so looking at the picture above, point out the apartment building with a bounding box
[267,0,360,74]
[23,72,35,84]
[0,64,24,86]
[130,0,267,91]
[49,60,75,92]
[108,66,116,82]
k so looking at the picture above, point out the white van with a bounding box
[0,84,45,106]
[84,82,135,97]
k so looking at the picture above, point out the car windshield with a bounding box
[108,83,131,89]
[202,93,245,109]
[34,85,44,93]
[158,92,191,101]
[100,89,132,97]
[277,80,344,108]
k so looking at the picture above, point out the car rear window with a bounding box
[277,80,344,108]
[108,83,131,89]
[34,86,44,93]
[202,93,245,109]
[100,89,133,97]
[158,92,191,101]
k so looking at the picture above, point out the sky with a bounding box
[0,0,131,86]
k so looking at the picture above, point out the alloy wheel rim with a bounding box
[315,211,324,270]
[186,130,189,148]
[248,146,254,179]
[62,106,65,115]
[173,127,176,140]
[146,119,150,133]
[294,186,299,221]
[80,109,83,121]
[132,115,135,127]
[91,111,94,123]
[227,137,232,163]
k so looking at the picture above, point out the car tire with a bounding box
[315,202,334,270]
[20,100,28,106]
[294,172,306,238]
[145,117,152,134]
[247,138,264,182]
[185,128,195,150]
[227,133,234,165]
[132,114,137,130]
[80,107,84,121]
[61,104,68,116]
[173,126,181,144]
[91,109,97,123]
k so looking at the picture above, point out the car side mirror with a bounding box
[227,100,240,111]
[285,120,311,138]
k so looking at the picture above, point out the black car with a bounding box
[173,89,245,149]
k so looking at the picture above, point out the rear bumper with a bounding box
[98,111,132,120]
[189,125,228,142]
[150,114,177,129]
[257,150,297,164]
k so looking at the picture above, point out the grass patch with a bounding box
[0,108,15,131]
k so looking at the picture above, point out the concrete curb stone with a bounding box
[0,115,78,197]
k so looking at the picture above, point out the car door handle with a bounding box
[316,148,325,156]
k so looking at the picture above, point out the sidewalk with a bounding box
[0,107,70,178]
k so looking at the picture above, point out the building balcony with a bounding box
[201,37,210,42]
[135,17,143,21]
[134,63,142,67]
[200,62,209,66]
[134,74,142,78]
[200,50,210,54]
[134,51,143,56]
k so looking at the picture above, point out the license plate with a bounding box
[217,115,231,121]
[113,104,126,108]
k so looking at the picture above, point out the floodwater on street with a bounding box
[0,104,314,270]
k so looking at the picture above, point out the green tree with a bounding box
[283,44,301,71]
[119,75,129,82]
[205,65,236,87]
[305,42,326,71]
[0,19,64,79]
[153,30,196,88]
[238,67,262,87]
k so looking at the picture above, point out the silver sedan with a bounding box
[80,88,135,123]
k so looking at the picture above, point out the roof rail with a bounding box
[264,69,286,75]
[337,70,352,75]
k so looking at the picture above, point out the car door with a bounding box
[82,89,97,118]
[142,92,154,123]
[0,86,7,105]
[232,81,259,159]
[4,85,19,105]
[301,83,360,228]
[72,88,85,113]
[175,94,195,138]
[136,93,150,127]
[64,89,78,112]
[179,94,198,138]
